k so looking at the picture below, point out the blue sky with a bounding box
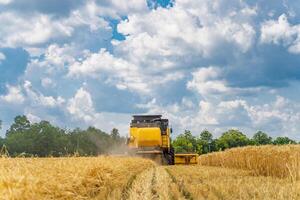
[1,0,300,139]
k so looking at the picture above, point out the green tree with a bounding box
[252,131,272,145]
[172,130,197,153]
[216,129,250,150]
[111,128,120,141]
[5,120,68,157]
[2,116,135,157]
[67,128,98,156]
[273,137,296,145]
[6,115,30,136]
[196,130,215,154]
[0,137,4,148]
[199,130,213,142]
[33,121,68,156]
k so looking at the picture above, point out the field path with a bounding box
[125,166,188,200]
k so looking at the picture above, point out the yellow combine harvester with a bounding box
[127,115,198,165]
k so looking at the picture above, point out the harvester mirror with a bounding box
[170,128,173,133]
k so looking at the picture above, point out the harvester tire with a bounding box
[169,146,175,165]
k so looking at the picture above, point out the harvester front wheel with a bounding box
[163,146,175,165]
[169,146,175,165]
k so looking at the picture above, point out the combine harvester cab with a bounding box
[127,115,198,165]
[127,115,174,165]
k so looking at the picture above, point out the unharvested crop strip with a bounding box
[121,166,156,200]
[121,171,140,200]
[165,168,193,200]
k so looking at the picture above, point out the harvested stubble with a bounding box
[125,166,185,200]
[167,165,300,200]
[0,156,154,200]
[198,145,300,179]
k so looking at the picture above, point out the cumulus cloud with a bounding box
[1,0,300,140]
[0,13,72,48]
[187,66,264,99]
[187,67,229,97]
[67,87,131,133]
[138,95,300,139]
[24,81,65,108]
[68,48,184,94]
[25,112,41,123]
[0,0,149,49]
[116,1,256,63]
[0,85,25,104]
[0,2,113,49]
[68,49,149,93]
[91,0,148,18]
[67,87,95,123]
[261,14,300,54]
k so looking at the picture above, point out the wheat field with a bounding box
[1,145,300,200]
[198,145,300,179]
[0,156,154,200]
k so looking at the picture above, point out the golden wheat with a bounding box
[2,145,300,200]
[0,156,154,200]
[199,145,300,179]
[125,166,185,200]
[167,165,300,200]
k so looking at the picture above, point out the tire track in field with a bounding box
[165,167,225,200]
[165,168,194,200]
[156,167,186,200]
[121,168,149,200]
[125,167,155,200]
[125,166,187,200]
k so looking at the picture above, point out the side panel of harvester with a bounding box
[128,127,162,148]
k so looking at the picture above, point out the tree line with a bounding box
[172,129,298,155]
[0,116,298,157]
[0,116,126,157]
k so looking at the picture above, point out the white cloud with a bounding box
[261,14,300,54]
[187,66,264,99]
[41,78,56,88]
[0,0,148,49]
[0,4,111,48]
[0,0,12,5]
[26,113,41,123]
[0,85,25,104]
[68,48,149,93]
[261,14,296,45]
[1,0,300,140]
[138,94,300,139]
[67,87,131,134]
[0,13,72,47]
[91,0,148,18]
[0,52,5,62]
[43,44,77,67]
[25,44,78,78]
[67,87,95,123]
[116,0,256,65]
[24,81,65,108]
[65,2,111,32]
[187,67,229,97]
[184,99,251,129]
